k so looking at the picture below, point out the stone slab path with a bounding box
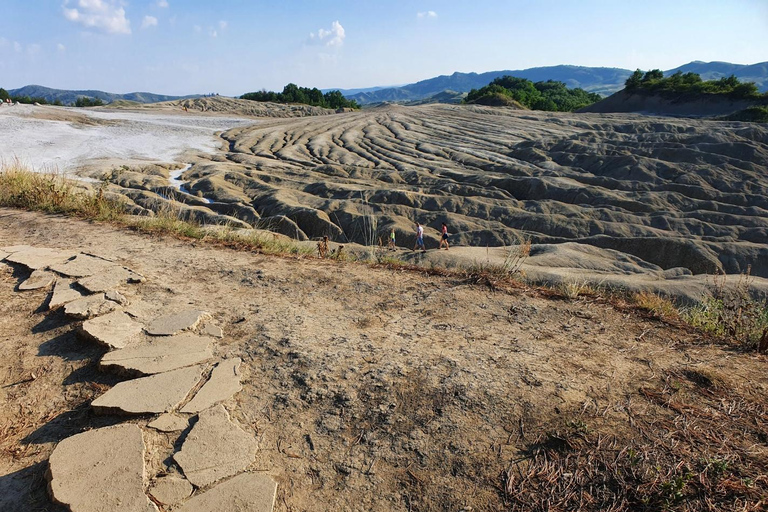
[1,245,273,512]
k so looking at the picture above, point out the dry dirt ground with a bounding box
[1,208,767,511]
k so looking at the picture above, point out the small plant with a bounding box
[558,279,596,299]
[633,291,679,319]
[684,267,768,350]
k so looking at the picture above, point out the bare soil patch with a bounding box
[0,208,766,511]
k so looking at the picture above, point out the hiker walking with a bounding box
[439,222,450,250]
[388,228,396,251]
[413,222,426,252]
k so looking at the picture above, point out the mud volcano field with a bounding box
[113,104,768,277]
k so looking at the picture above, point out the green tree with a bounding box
[0,88,9,101]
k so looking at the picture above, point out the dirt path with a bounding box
[1,208,766,511]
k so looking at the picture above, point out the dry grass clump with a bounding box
[466,238,531,289]
[0,162,123,221]
[684,268,768,351]
[633,291,680,320]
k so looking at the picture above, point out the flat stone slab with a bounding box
[0,250,9,262]
[49,280,85,309]
[77,267,146,293]
[175,473,277,512]
[146,310,211,336]
[105,289,129,305]
[1,244,32,253]
[47,424,158,512]
[19,269,57,290]
[202,324,224,338]
[49,253,117,278]
[5,247,75,270]
[81,311,145,350]
[91,365,203,415]
[100,334,213,375]
[149,475,193,506]
[173,404,258,488]
[64,294,119,320]
[148,413,189,433]
[182,358,242,413]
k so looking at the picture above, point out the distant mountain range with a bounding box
[6,85,198,105]
[344,61,768,105]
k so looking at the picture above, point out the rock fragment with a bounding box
[81,311,144,350]
[146,310,211,336]
[181,358,242,413]
[19,269,56,290]
[105,289,129,305]
[202,324,224,338]
[99,334,212,375]
[47,424,158,512]
[5,247,75,270]
[49,253,117,278]
[149,475,193,506]
[64,294,119,320]
[49,280,85,309]
[91,365,203,415]
[148,413,189,433]
[0,250,9,262]
[77,267,146,293]
[173,404,258,488]
[175,473,277,512]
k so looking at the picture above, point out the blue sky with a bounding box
[1,0,766,96]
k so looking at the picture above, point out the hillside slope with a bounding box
[7,84,197,105]
[578,89,760,116]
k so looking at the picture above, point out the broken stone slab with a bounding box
[105,290,129,305]
[146,310,211,336]
[181,358,242,414]
[175,473,277,512]
[91,365,203,415]
[99,334,213,375]
[81,310,144,350]
[149,475,193,506]
[77,267,146,293]
[47,424,159,512]
[5,247,76,270]
[173,404,258,488]
[49,253,118,278]
[202,324,224,339]
[1,244,32,253]
[0,250,9,262]
[64,293,119,320]
[49,280,85,309]
[19,269,57,290]
[148,413,189,433]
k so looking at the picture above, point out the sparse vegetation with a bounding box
[723,105,768,122]
[624,69,766,100]
[74,97,104,107]
[683,268,768,350]
[465,76,602,111]
[241,83,360,110]
[633,291,680,320]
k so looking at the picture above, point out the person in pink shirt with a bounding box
[439,222,449,250]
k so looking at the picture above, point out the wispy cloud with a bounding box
[62,0,131,35]
[417,11,438,19]
[218,20,227,30]
[209,28,218,38]
[141,15,158,29]
[58,43,67,52]
[308,20,345,47]
[157,0,169,7]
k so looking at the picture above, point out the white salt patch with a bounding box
[169,164,212,204]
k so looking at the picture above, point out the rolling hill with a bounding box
[346,61,768,105]
[7,84,198,105]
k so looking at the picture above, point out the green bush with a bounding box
[464,76,602,112]
[74,97,104,107]
[723,105,768,122]
[624,69,764,100]
[241,84,360,110]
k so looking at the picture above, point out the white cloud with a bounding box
[14,41,22,53]
[141,15,158,29]
[27,43,42,56]
[62,0,131,35]
[209,29,218,38]
[309,20,345,47]
[58,43,67,52]
[193,24,202,33]
[218,20,227,30]
[157,0,169,7]
[417,11,438,19]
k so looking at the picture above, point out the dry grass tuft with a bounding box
[633,291,680,320]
